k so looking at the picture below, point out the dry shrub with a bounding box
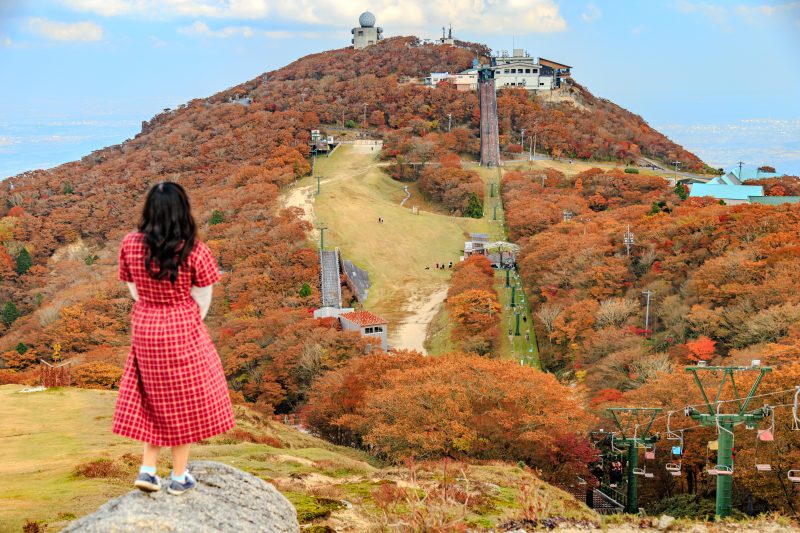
[74,458,126,480]
[72,362,122,389]
[226,428,283,448]
[0,368,39,385]
[23,520,43,533]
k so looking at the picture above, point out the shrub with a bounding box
[624,167,639,174]
[15,248,32,275]
[209,209,225,225]
[74,458,125,479]
[72,362,123,389]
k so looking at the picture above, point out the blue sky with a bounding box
[1,0,799,177]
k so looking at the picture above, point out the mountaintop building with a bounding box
[351,11,383,49]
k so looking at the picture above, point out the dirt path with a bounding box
[390,286,448,354]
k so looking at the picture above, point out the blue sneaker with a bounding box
[134,472,162,493]
[167,471,197,496]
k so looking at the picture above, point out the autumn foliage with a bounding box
[303,352,596,481]
[446,255,500,355]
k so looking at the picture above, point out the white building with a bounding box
[351,11,383,49]
[491,49,554,90]
[339,311,389,351]
[490,50,572,91]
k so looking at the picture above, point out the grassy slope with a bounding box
[312,145,490,341]
[0,385,594,532]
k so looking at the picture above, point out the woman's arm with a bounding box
[126,282,139,301]
[191,284,213,320]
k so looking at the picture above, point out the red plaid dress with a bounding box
[112,231,235,446]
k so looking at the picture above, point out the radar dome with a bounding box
[359,11,376,27]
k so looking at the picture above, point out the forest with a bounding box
[6,34,800,516]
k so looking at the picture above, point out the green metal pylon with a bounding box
[510,285,516,307]
[685,365,772,519]
[505,268,510,288]
[493,204,498,221]
[606,407,661,514]
[515,311,521,336]
[316,175,321,195]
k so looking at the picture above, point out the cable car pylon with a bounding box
[684,363,772,519]
[606,407,661,513]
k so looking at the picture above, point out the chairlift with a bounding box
[665,412,684,475]
[633,467,646,476]
[793,386,800,431]
[755,406,775,472]
[708,465,733,476]
[788,470,800,483]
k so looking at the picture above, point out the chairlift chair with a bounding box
[788,470,800,483]
[755,406,776,472]
[708,465,733,476]
[632,467,646,476]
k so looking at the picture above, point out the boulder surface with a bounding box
[63,460,299,533]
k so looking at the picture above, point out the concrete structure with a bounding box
[313,307,354,320]
[689,183,764,205]
[319,249,342,308]
[436,25,455,45]
[340,310,388,351]
[351,11,383,49]
[478,66,501,167]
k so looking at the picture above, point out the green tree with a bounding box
[15,248,32,275]
[299,282,312,298]
[15,342,27,354]
[344,119,357,129]
[3,301,19,326]
[62,182,74,194]
[209,209,225,225]
[674,182,688,200]
[464,193,483,219]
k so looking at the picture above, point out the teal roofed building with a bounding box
[725,166,786,181]
[689,183,764,205]
[748,196,800,205]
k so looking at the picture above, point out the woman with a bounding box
[113,181,234,495]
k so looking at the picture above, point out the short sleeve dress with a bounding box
[112,231,235,446]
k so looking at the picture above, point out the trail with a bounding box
[390,287,448,354]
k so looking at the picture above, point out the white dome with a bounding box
[359,11,376,27]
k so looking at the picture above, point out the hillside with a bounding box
[0,36,703,405]
[17,33,800,524]
[0,385,598,532]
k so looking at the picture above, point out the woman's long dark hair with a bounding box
[138,182,196,283]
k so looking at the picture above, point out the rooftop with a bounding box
[689,183,764,201]
[748,196,800,205]
[340,310,388,327]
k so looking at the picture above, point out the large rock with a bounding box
[63,461,299,533]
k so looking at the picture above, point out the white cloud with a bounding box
[581,3,602,22]
[26,17,103,42]
[264,30,293,39]
[179,21,255,37]
[63,0,270,19]
[674,1,731,29]
[631,25,647,35]
[64,0,567,34]
[736,1,800,16]
[2,36,11,46]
